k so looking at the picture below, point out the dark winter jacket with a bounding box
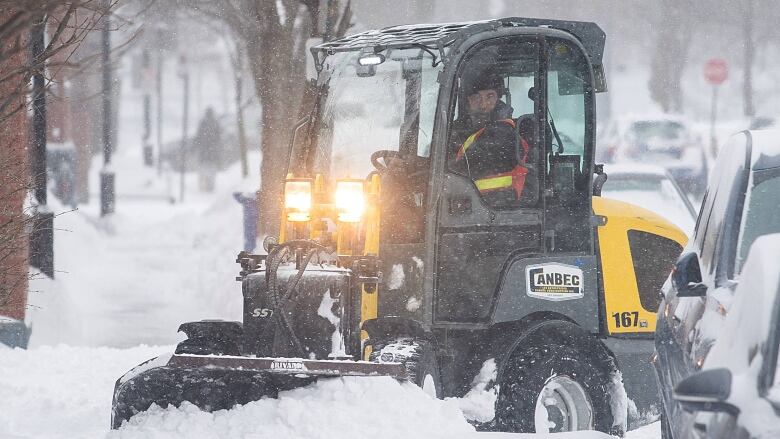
[450,100,520,179]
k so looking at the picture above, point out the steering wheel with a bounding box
[370,150,402,173]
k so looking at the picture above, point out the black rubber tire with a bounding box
[370,338,442,398]
[495,344,622,435]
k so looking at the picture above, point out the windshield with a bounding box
[310,49,442,180]
[736,171,780,272]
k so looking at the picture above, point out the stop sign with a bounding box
[704,59,728,85]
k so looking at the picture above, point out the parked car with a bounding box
[598,116,708,197]
[601,163,697,236]
[654,130,780,439]
[673,233,780,439]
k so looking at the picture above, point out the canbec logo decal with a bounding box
[525,263,584,301]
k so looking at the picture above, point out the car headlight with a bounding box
[335,179,365,223]
[284,179,312,222]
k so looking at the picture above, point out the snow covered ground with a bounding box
[0,343,661,439]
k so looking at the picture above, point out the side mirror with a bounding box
[673,253,708,297]
[674,368,739,415]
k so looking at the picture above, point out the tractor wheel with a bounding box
[495,344,622,435]
[370,338,441,398]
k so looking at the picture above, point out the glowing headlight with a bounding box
[284,179,312,222]
[358,53,385,66]
[335,179,365,223]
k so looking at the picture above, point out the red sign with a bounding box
[704,59,728,85]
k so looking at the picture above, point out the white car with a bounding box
[601,163,697,236]
[673,233,780,439]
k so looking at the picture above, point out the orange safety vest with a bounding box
[455,119,530,200]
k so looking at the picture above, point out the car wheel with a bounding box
[495,344,623,435]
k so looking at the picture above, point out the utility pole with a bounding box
[29,13,54,278]
[178,54,189,202]
[100,0,115,216]
[141,49,153,166]
[156,32,164,176]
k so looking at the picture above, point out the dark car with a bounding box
[673,233,780,439]
[654,130,780,439]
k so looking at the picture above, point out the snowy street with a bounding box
[3,1,780,438]
[0,344,660,439]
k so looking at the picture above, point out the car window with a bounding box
[736,171,780,273]
[627,230,683,312]
[697,134,747,274]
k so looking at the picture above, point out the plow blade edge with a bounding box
[111,353,406,429]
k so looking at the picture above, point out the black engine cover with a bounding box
[242,266,354,359]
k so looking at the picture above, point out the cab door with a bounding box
[433,35,544,325]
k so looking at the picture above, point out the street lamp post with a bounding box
[29,13,54,278]
[100,0,115,216]
[178,54,189,202]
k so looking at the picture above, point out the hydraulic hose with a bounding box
[264,240,329,357]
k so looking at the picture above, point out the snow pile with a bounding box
[0,342,664,439]
[0,344,170,439]
[110,377,473,439]
[449,358,499,424]
[606,370,628,432]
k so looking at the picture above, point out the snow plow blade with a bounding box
[111,353,406,429]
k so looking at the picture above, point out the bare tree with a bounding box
[0,1,114,320]
[179,0,351,235]
[647,0,696,114]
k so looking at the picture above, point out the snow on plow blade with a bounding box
[111,353,407,429]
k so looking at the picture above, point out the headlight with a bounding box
[284,179,312,222]
[335,179,365,223]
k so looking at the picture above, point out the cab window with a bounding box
[546,39,589,191]
[447,37,540,210]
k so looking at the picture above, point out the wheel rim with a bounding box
[534,375,593,432]
[421,374,437,398]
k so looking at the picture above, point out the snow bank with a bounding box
[0,344,170,439]
[110,377,473,439]
[0,343,667,439]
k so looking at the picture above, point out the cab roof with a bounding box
[312,17,605,69]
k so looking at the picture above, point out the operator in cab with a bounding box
[450,74,532,207]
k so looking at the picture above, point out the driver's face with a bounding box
[467,89,499,118]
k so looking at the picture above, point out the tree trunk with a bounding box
[648,0,693,113]
[245,6,312,237]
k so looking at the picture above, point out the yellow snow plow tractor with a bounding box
[112,18,687,434]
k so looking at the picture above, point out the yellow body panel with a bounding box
[593,196,688,335]
[360,175,381,358]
